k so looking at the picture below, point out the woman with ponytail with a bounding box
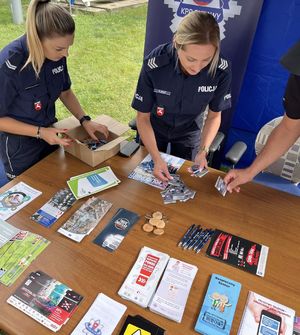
[0,0,108,179]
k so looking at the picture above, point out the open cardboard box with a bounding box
[54,114,129,167]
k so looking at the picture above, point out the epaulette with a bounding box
[144,53,171,72]
[217,57,229,71]
[1,52,23,74]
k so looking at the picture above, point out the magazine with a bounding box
[195,274,241,335]
[238,291,295,335]
[128,153,185,190]
[0,182,41,220]
[7,270,84,332]
[206,229,269,277]
[149,258,198,323]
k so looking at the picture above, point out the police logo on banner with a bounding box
[164,0,242,39]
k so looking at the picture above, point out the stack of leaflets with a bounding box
[0,182,41,220]
[7,270,84,332]
[206,229,269,277]
[238,291,296,335]
[31,188,76,227]
[149,258,198,323]
[0,218,21,248]
[119,315,165,335]
[58,197,112,242]
[128,153,185,190]
[71,293,127,335]
[67,166,120,199]
[195,274,241,335]
[0,230,49,286]
[118,246,170,308]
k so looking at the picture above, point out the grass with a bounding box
[0,0,147,125]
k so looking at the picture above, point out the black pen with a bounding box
[178,224,195,247]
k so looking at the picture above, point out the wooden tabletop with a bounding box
[0,148,299,335]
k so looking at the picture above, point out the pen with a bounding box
[193,229,209,251]
[196,230,215,253]
[182,225,200,249]
[178,224,195,247]
[187,228,203,250]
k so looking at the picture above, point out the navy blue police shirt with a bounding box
[0,35,71,127]
[132,43,232,133]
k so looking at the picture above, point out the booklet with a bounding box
[118,246,170,308]
[0,231,49,286]
[71,293,127,335]
[294,317,300,335]
[93,208,139,252]
[7,270,84,332]
[58,197,112,242]
[0,218,20,248]
[67,166,120,199]
[119,315,165,335]
[206,229,269,277]
[149,258,198,323]
[195,274,241,335]
[128,153,185,190]
[0,182,41,220]
[238,291,296,335]
[31,188,76,227]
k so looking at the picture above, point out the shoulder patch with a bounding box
[1,52,24,74]
[218,58,229,71]
[144,53,171,72]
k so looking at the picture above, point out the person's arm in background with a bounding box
[136,111,172,182]
[60,89,109,140]
[195,110,221,169]
[224,114,300,192]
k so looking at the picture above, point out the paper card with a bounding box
[31,188,76,227]
[0,182,41,220]
[71,293,127,335]
[0,219,20,248]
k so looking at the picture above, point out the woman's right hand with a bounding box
[40,127,73,146]
[153,157,172,182]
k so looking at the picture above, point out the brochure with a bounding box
[7,270,84,332]
[58,197,112,242]
[71,293,127,335]
[128,153,185,190]
[149,258,198,323]
[206,229,269,277]
[0,182,41,220]
[238,291,295,335]
[0,218,20,248]
[119,315,165,335]
[31,188,76,227]
[0,231,49,286]
[195,274,241,335]
[67,166,120,199]
[294,317,300,335]
[118,246,170,308]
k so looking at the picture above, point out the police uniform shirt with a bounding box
[283,74,300,120]
[132,43,232,133]
[0,35,71,127]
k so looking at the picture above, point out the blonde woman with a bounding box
[132,11,231,182]
[0,0,108,180]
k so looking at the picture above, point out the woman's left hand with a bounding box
[82,120,109,141]
[194,151,208,171]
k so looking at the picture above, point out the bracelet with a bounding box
[200,146,209,155]
[36,126,41,139]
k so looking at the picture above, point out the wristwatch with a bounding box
[200,146,210,155]
[79,115,91,125]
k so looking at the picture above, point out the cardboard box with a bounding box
[54,115,129,167]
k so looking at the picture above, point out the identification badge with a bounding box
[156,106,165,117]
[34,101,42,111]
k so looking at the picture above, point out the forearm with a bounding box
[0,117,38,137]
[136,113,161,162]
[59,89,85,120]
[199,111,221,150]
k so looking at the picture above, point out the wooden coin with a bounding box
[156,220,165,229]
[143,223,154,232]
[149,218,161,226]
[152,211,163,220]
[153,228,164,235]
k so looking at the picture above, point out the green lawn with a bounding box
[0,0,147,125]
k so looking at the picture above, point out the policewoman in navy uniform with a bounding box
[224,40,300,192]
[132,11,231,182]
[0,0,108,180]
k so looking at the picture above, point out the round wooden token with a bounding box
[152,211,163,220]
[143,223,154,232]
[153,228,164,236]
[156,220,165,229]
[149,218,161,226]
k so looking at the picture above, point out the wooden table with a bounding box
[0,148,299,334]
